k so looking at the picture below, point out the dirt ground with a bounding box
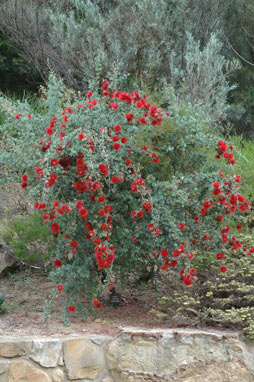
[0,268,180,337]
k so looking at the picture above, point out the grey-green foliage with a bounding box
[170,33,240,122]
[0,73,67,184]
[0,0,239,122]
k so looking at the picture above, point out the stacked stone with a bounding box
[0,328,253,381]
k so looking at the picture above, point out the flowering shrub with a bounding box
[1,75,252,320]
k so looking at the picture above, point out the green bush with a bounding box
[1,213,55,269]
[0,74,252,322]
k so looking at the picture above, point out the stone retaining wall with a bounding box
[0,327,254,382]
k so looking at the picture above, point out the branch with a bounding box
[224,34,254,66]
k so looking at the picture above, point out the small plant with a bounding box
[151,231,254,338]
[2,213,56,269]
[0,295,7,314]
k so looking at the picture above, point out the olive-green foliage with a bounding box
[134,84,219,182]
[0,30,42,93]
[224,0,254,139]
[218,136,254,202]
[1,213,56,268]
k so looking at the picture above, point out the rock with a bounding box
[63,338,104,380]
[51,368,64,382]
[101,377,114,382]
[0,361,9,375]
[0,361,9,382]
[0,243,16,275]
[105,328,254,381]
[30,339,62,367]
[0,341,31,357]
[0,373,8,382]
[169,360,253,382]
[9,361,51,382]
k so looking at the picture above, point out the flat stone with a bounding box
[101,378,114,382]
[51,368,64,382]
[0,341,31,357]
[9,361,51,382]
[63,338,104,380]
[169,360,253,382]
[0,362,9,375]
[0,361,9,382]
[106,330,247,379]
[0,374,8,382]
[90,336,106,346]
[30,339,62,367]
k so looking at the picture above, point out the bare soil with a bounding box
[0,268,179,337]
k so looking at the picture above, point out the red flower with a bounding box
[125,113,134,122]
[187,252,194,259]
[236,224,242,230]
[51,159,58,166]
[92,299,102,308]
[218,140,227,153]
[76,201,84,210]
[93,237,101,245]
[54,259,62,267]
[220,266,227,273]
[132,235,138,242]
[21,182,28,189]
[74,180,87,194]
[147,223,154,232]
[101,224,107,231]
[121,137,128,144]
[80,209,88,218]
[113,143,121,150]
[137,211,144,219]
[21,174,28,182]
[152,157,160,164]
[143,202,152,212]
[139,117,146,124]
[172,250,180,258]
[217,215,223,222]
[104,205,113,212]
[70,241,78,248]
[78,133,86,140]
[86,91,93,98]
[46,128,53,136]
[161,249,169,258]
[177,222,185,230]
[112,176,120,184]
[98,209,105,217]
[51,223,60,233]
[114,125,122,133]
[68,305,76,312]
[57,285,64,292]
[213,181,220,188]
